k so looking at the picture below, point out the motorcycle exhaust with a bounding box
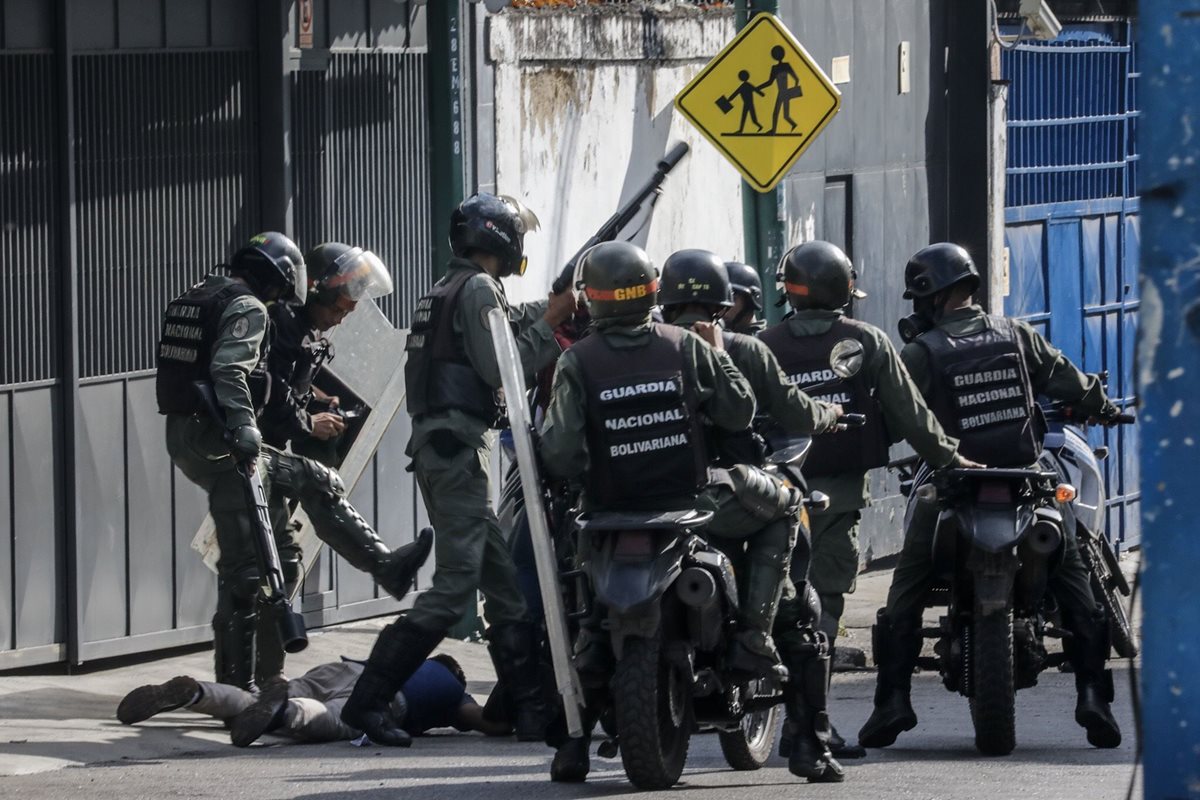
[676,567,718,609]
[1027,509,1063,555]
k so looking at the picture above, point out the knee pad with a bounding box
[730,465,801,522]
[271,452,346,502]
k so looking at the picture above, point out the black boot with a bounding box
[231,679,290,747]
[488,621,554,742]
[857,610,921,748]
[117,676,200,725]
[341,617,443,746]
[551,734,592,783]
[1066,608,1122,748]
[213,604,257,691]
[786,698,846,782]
[1076,681,1121,748]
[374,528,434,601]
[254,579,298,688]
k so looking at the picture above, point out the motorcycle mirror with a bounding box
[829,338,865,380]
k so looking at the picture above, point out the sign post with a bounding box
[674,12,841,193]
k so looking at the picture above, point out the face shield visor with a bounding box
[286,259,308,307]
[498,195,540,278]
[322,248,394,303]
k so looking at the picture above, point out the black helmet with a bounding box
[231,232,307,306]
[903,242,980,299]
[305,242,394,308]
[725,260,763,311]
[778,241,863,310]
[449,193,540,278]
[659,249,733,309]
[577,241,658,321]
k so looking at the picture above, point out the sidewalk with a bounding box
[0,621,496,777]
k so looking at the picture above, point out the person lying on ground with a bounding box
[117,653,511,747]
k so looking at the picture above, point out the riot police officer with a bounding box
[158,233,431,691]
[759,240,970,757]
[261,242,394,462]
[537,241,756,782]
[858,243,1122,750]
[658,248,845,781]
[340,194,577,748]
[724,259,766,334]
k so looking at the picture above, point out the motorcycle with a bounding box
[567,366,861,789]
[572,436,831,790]
[1039,403,1138,658]
[890,399,1136,756]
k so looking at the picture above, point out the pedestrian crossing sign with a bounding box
[674,13,841,193]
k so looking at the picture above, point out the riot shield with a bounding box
[488,307,585,739]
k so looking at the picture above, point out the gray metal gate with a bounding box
[290,46,435,624]
[0,0,438,668]
[72,47,262,661]
[0,48,64,667]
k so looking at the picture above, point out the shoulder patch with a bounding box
[230,316,250,338]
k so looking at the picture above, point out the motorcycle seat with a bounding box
[575,509,714,532]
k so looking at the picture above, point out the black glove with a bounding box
[228,425,262,461]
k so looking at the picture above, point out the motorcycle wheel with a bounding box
[717,703,780,771]
[613,635,693,790]
[1086,542,1139,659]
[968,606,1017,756]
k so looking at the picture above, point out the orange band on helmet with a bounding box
[784,281,811,296]
[585,279,658,302]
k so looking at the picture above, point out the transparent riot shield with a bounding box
[488,307,585,739]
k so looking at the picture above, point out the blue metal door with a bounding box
[1001,21,1141,548]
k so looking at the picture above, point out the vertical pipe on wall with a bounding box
[258,0,292,234]
[735,0,784,322]
[1136,5,1200,796]
[945,0,992,292]
[54,0,80,666]
[427,0,466,277]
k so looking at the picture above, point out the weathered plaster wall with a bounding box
[489,7,743,303]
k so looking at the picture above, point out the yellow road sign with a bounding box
[674,13,841,193]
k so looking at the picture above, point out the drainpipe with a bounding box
[427,1,467,278]
[735,0,785,322]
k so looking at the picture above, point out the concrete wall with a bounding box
[776,0,949,560]
[489,7,743,304]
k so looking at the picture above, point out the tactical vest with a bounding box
[574,324,707,510]
[916,315,1042,466]
[405,268,503,426]
[269,304,331,403]
[759,317,890,477]
[155,278,272,416]
[710,330,767,467]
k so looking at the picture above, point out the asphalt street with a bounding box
[0,569,1142,800]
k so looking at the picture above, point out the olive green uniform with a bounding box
[540,318,756,496]
[776,310,958,642]
[885,305,1114,632]
[405,260,559,633]
[669,311,839,643]
[164,277,301,688]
